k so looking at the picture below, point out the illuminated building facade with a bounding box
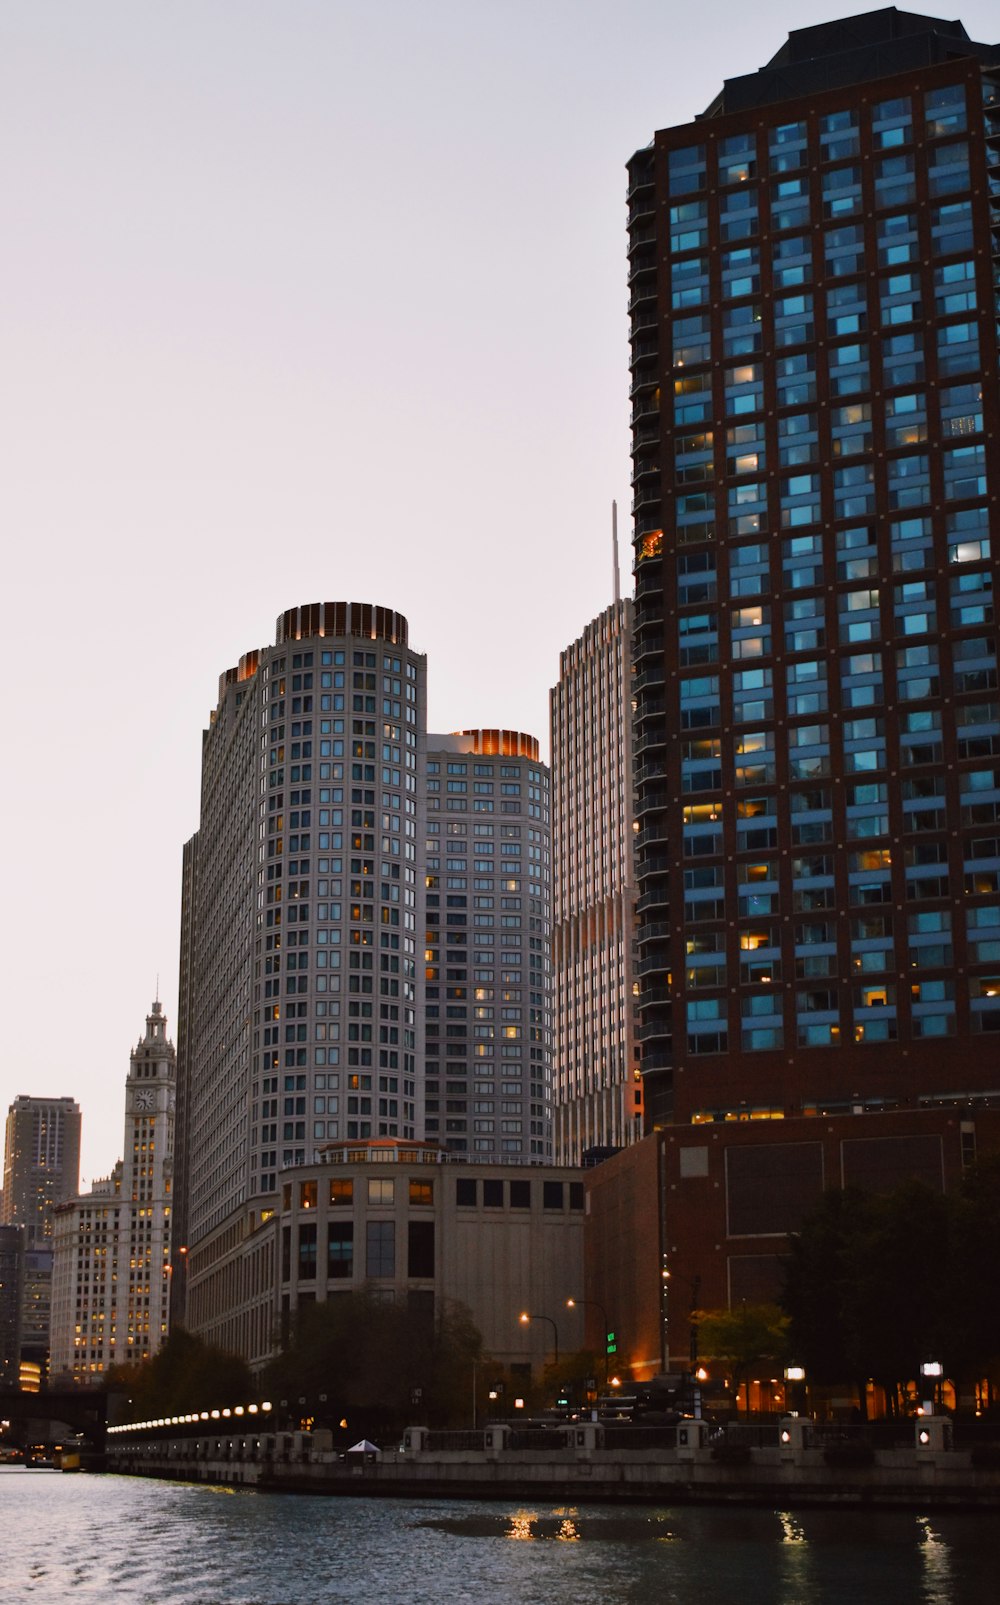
[0,1225,23,1386]
[424,730,552,1161]
[584,8,1000,1374]
[176,602,426,1359]
[1,1095,81,1377]
[627,9,1000,1130]
[276,1140,582,1371]
[550,600,642,1161]
[50,1001,176,1381]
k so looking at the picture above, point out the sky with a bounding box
[2,0,998,1182]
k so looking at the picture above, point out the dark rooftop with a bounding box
[701,7,1000,117]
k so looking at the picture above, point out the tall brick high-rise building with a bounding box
[589,9,1000,1377]
[628,7,1000,1129]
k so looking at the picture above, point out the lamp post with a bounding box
[566,1297,611,1386]
[664,1271,701,1362]
[920,1359,943,1416]
[664,1269,702,1416]
[518,1311,559,1367]
[784,1365,807,1418]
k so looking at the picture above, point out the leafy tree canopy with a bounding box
[108,1328,253,1422]
[262,1292,483,1440]
[781,1158,1000,1412]
[697,1301,789,1415]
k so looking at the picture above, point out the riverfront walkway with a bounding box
[105,1417,1000,1510]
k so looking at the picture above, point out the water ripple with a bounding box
[3,1468,1000,1604]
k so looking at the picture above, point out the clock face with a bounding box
[135,1088,155,1111]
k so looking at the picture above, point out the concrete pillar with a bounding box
[915,1415,952,1452]
[676,1419,711,1458]
[778,1415,812,1452]
[573,1423,604,1452]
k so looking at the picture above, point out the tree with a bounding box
[944,1155,1000,1397]
[782,1186,875,1412]
[539,1350,607,1415]
[782,1169,1000,1416]
[841,1180,951,1415]
[109,1328,253,1422]
[781,1184,951,1418]
[262,1292,483,1441]
[697,1302,789,1417]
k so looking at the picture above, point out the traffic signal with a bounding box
[606,1330,617,1357]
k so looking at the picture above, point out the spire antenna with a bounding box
[612,500,621,605]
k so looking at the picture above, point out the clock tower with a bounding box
[123,1000,175,1192]
[50,999,178,1381]
[121,999,176,1362]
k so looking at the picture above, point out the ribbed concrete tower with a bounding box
[550,600,641,1162]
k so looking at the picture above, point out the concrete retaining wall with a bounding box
[103,1418,1000,1509]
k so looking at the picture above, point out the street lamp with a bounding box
[664,1269,702,1417]
[518,1311,559,1366]
[784,1365,807,1417]
[920,1359,943,1416]
[664,1271,701,1365]
[566,1297,611,1385]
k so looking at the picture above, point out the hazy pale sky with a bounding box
[2,0,996,1181]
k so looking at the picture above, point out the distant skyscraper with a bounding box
[50,1001,176,1382]
[550,599,641,1161]
[1,1095,81,1377]
[0,1225,23,1386]
[176,602,426,1358]
[2,1096,82,1247]
[627,8,1000,1130]
[424,730,552,1161]
[170,832,198,1329]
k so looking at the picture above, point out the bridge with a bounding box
[0,1387,112,1450]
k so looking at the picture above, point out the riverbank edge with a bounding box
[104,1454,1000,1512]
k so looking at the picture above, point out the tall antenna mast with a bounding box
[612,499,621,605]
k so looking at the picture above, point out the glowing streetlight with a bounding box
[566,1297,612,1385]
[518,1311,560,1366]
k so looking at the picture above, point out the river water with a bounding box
[3,1467,999,1603]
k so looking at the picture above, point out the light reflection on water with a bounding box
[2,1468,999,1604]
[918,1513,957,1605]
